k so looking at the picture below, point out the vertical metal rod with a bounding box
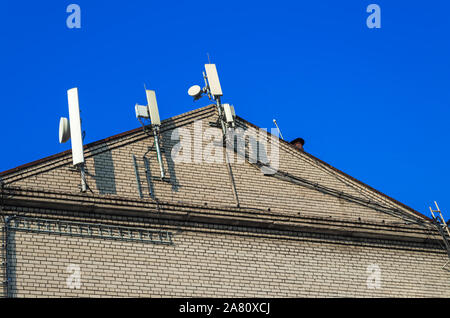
[152,126,165,179]
[2,216,8,298]
[273,119,284,140]
[203,72,211,100]
[203,70,239,207]
[143,157,153,197]
[80,164,87,192]
[216,97,227,137]
[3,216,16,298]
[215,96,240,207]
[132,155,143,198]
[4,217,9,298]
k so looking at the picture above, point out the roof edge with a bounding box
[235,115,432,223]
[0,104,216,178]
[0,104,430,223]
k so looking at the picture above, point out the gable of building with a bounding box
[0,104,431,229]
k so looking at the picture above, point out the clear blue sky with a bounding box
[0,1,449,221]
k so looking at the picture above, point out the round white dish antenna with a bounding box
[59,117,70,143]
[188,85,202,99]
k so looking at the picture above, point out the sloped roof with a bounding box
[0,105,214,178]
[0,126,142,178]
[0,104,431,223]
[239,115,431,223]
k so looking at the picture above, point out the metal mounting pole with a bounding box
[3,216,8,297]
[152,125,165,179]
[3,216,16,298]
[132,155,143,198]
[215,97,228,138]
[201,66,240,207]
[79,163,87,193]
[214,96,240,207]
[273,119,284,140]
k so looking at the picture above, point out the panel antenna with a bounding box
[59,87,87,192]
[135,89,166,180]
[187,63,237,136]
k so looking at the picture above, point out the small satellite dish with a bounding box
[59,117,70,143]
[188,85,202,99]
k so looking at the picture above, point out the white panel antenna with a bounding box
[223,103,236,127]
[67,88,85,166]
[230,105,236,118]
[204,64,223,97]
[187,62,240,206]
[145,89,161,125]
[134,88,166,180]
[59,87,87,192]
[188,63,237,132]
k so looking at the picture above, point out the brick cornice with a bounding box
[1,186,441,247]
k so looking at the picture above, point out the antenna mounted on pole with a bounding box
[187,63,236,133]
[59,87,87,192]
[135,88,166,180]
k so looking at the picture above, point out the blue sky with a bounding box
[0,1,449,221]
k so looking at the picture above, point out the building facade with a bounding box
[0,105,449,297]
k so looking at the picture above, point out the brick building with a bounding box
[0,104,449,297]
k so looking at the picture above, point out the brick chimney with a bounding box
[290,138,305,151]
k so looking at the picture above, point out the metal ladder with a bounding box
[429,201,450,269]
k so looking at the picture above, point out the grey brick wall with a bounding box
[0,211,448,298]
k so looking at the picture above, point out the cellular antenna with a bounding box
[187,63,240,207]
[59,87,87,192]
[187,63,236,135]
[135,88,165,179]
[204,64,223,97]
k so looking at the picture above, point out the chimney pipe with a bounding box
[290,138,305,151]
